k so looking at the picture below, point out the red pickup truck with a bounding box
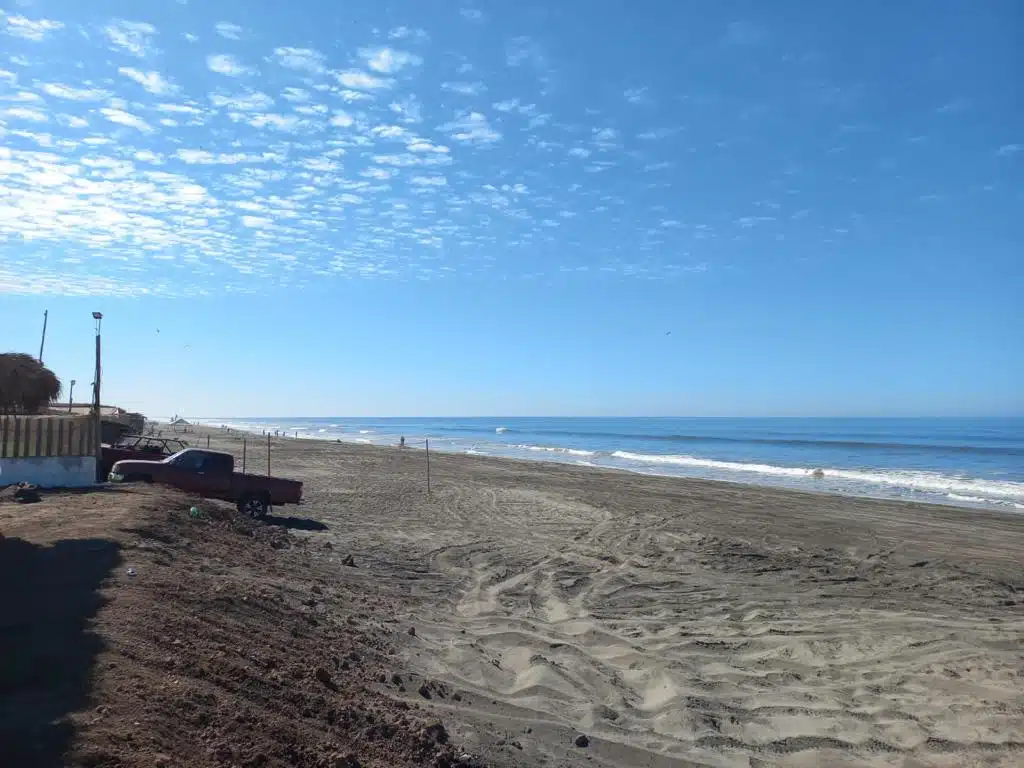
[108,448,302,518]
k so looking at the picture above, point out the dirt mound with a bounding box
[0,487,482,768]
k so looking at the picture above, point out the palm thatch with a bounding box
[0,352,63,414]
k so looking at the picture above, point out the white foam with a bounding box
[359,430,373,434]
[496,427,509,433]
[610,451,1024,503]
[518,444,596,457]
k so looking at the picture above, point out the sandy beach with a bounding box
[4,424,1021,767]
[176,426,1023,767]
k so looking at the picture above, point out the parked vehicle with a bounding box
[100,435,189,478]
[108,448,303,518]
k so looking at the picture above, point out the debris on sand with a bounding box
[574,734,590,748]
[0,482,41,504]
[341,553,356,567]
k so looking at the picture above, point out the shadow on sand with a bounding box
[264,514,329,532]
[0,535,120,767]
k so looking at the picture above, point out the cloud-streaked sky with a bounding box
[1,0,1021,416]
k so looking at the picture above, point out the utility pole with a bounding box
[92,312,103,481]
[39,310,48,363]
[68,380,76,413]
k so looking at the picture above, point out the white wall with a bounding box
[0,456,97,488]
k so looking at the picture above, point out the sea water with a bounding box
[202,417,1024,512]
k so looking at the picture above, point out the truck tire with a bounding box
[238,493,269,519]
[124,474,153,484]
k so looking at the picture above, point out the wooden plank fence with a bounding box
[0,415,97,459]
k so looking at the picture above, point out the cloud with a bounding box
[40,83,109,101]
[210,91,274,110]
[359,47,422,74]
[442,81,486,96]
[995,144,1021,157]
[335,70,391,91]
[100,107,153,132]
[208,54,255,76]
[103,19,158,57]
[388,26,429,41]
[407,139,450,154]
[440,111,501,145]
[3,106,48,122]
[119,67,178,95]
[215,22,243,40]
[624,87,651,105]
[4,15,64,41]
[592,127,620,150]
[273,47,326,73]
[460,9,485,21]
[389,95,423,123]
[329,110,354,127]
[410,175,447,186]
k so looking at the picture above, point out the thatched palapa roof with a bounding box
[0,352,63,414]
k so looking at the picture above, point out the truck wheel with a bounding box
[238,494,269,519]
[124,474,153,484]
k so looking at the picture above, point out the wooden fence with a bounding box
[0,415,97,459]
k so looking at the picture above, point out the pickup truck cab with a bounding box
[108,448,302,518]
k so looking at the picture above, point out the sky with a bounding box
[0,0,1021,418]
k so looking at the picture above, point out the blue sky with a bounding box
[0,0,1021,417]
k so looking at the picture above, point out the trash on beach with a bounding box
[125,567,137,576]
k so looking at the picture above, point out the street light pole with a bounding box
[92,312,103,481]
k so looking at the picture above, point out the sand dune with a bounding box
[199,428,1024,767]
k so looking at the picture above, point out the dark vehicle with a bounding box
[108,448,303,518]
[100,435,189,478]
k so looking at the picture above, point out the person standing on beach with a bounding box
[399,436,406,449]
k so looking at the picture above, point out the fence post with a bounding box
[207,434,210,448]
[267,433,271,476]
[242,438,247,474]
[426,438,431,495]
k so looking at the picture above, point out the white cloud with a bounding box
[100,107,153,132]
[624,87,651,105]
[440,111,501,145]
[242,215,274,228]
[460,9,485,21]
[995,144,1021,157]
[103,20,158,57]
[388,26,429,41]
[273,47,326,74]
[336,70,390,90]
[215,22,243,40]
[443,81,486,96]
[411,175,447,186]
[407,140,450,154]
[389,95,422,123]
[359,47,422,74]
[593,127,620,150]
[4,15,64,41]
[207,54,255,76]
[40,83,109,101]
[568,147,591,158]
[3,106,48,122]
[329,110,354,127]
[119,67,178,95]
[210,91,274,111]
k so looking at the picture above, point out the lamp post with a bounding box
[68,380,76,413]
[92,312,103,481]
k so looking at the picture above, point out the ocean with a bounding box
[202,417,1024,512]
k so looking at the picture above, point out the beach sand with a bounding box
[179,427,1024,765]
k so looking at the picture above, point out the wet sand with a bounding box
[192,426,1024,766]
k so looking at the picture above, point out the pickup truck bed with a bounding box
[108,448,302,517]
